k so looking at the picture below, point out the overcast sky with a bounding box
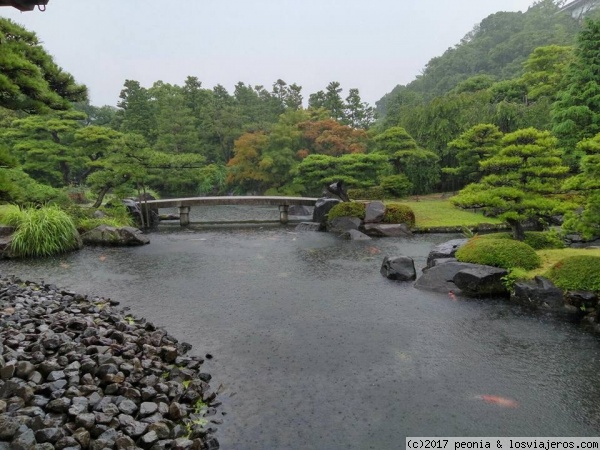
[1,0,535,107]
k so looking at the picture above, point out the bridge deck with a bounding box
[138,196,318,209]
[136,196,319,225]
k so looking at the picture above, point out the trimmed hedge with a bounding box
[347,186,385,200]
[327,201,366,221]
[545,256,600,292]
[455,237,541,270]
[383,203,416,228]
[477,231,565,250]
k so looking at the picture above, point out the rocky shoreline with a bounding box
[0,276,220,450]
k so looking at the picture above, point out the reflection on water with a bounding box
[3,217,600,449]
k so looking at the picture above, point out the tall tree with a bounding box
[115,80,156,143]
[0,18,87,113]
[373,127,440,194]
[552,19,600,167]
[345,88,376,129]
[452,128,571,240]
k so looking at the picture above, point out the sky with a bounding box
[1,0,536,107]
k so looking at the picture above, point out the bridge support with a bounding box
[179,206,190,226]
[279,205,289,224]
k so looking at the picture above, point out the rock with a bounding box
[364,201,385,224]
[328,217,362,233]
[0,414,20,439]
[363,223,411,237]
[34,427,65,443]
[428,257,457,267]
[511,276,565,311]
[295,222,321,232]
[565,291,598,310]
[312,198,342,230]
[81,225,150,247]
[12,427,36,450]
[414,261,481,294]
[380,256,416,281]
[453,266,509,297]
[425,239,469,268]
[340,230,371,240]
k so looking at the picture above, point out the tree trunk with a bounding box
[92,185,112,209]
[508,219,525,241]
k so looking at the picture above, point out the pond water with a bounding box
[2,206,600,449]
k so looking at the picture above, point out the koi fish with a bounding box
[59,263,70,269]
[367,246,381,255]
[448,291,457,301]
[476,395,519,408]
[98,255,107,261]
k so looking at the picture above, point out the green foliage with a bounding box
[327,201,366,221]
[347,186,385,200]
[0,18,87,113]
[0,168,68,205]
[552,19,600,165]
[379,174,412,198]
[4,205,80,258]
[383,203,416,227]
[455,237,541,270]
[477,231,565,250]
[452,128,571,239]
[501,267,530,293]
[545,256,600,292]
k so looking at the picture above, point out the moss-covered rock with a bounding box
[545,256,600,292]
[383,203,415,228]
[327,201,366,221]
[455,237,541,270]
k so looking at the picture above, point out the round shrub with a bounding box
[545,256,600,292]
[380,174,412,198]
[383,203,416,227]
[5,205,80,258]
[477,231,564,250]
[455,237,541,270]
[347,187,385,200]
[327,201,366,221]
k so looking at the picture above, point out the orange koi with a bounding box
[448,291,457,301]
[367,246,381,255]
[99,255,107,261]
[476,395,519,408]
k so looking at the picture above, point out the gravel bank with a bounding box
[0,275,220,450]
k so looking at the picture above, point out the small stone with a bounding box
[54,436,80,450]
[148,421,171,440]
[47,370,66,381]
[115,435,136,449]
[118,399,138,415]
[140,401,158,417]
[73,428,91,449]
[34,427,65,444]
[169,402,187,420]
[11,427,36,450]
[75,412,96,429]
[0,414,20,439]
[15,361,35,378]
[47,397,71,413]
[141,430,159,446]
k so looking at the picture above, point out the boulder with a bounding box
[341,230,371,240]
[414,261,481,293]
[511,276,564,311]
[312,198,341,230]
[453,266,509,297]
[380,256,416,281]
[295,222,321,232]
[363,223,411,237]
[429,257,457,267]
[364,201,385,224]
[425,239,468,268]
[0,236,13,259]
[82,225,150,247]
[328,217,362,233]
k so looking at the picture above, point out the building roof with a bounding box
[0,0,48,11]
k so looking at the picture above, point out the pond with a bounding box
[3,208,600,449]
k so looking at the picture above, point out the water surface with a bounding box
[3,218,600,449]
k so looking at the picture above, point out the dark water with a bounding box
[2,210,600,449]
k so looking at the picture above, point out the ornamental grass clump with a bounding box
[545,256,600,292]
[327,201,366,221]
[455,236,541,270]
[383,203,416,227]
[4,205,80,258]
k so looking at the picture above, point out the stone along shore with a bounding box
[0,275,221,450]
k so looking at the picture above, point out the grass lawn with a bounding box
[394,198,504,228]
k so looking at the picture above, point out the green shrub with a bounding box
[380,174,412,198]
[545,256,600,292]
[327,201,366,221]
[383,203,416,227]
[456,237,541,270]
[77,217,130,233]
[477,231,565,250]
[347,186,385,200]
[5,205,80,258]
